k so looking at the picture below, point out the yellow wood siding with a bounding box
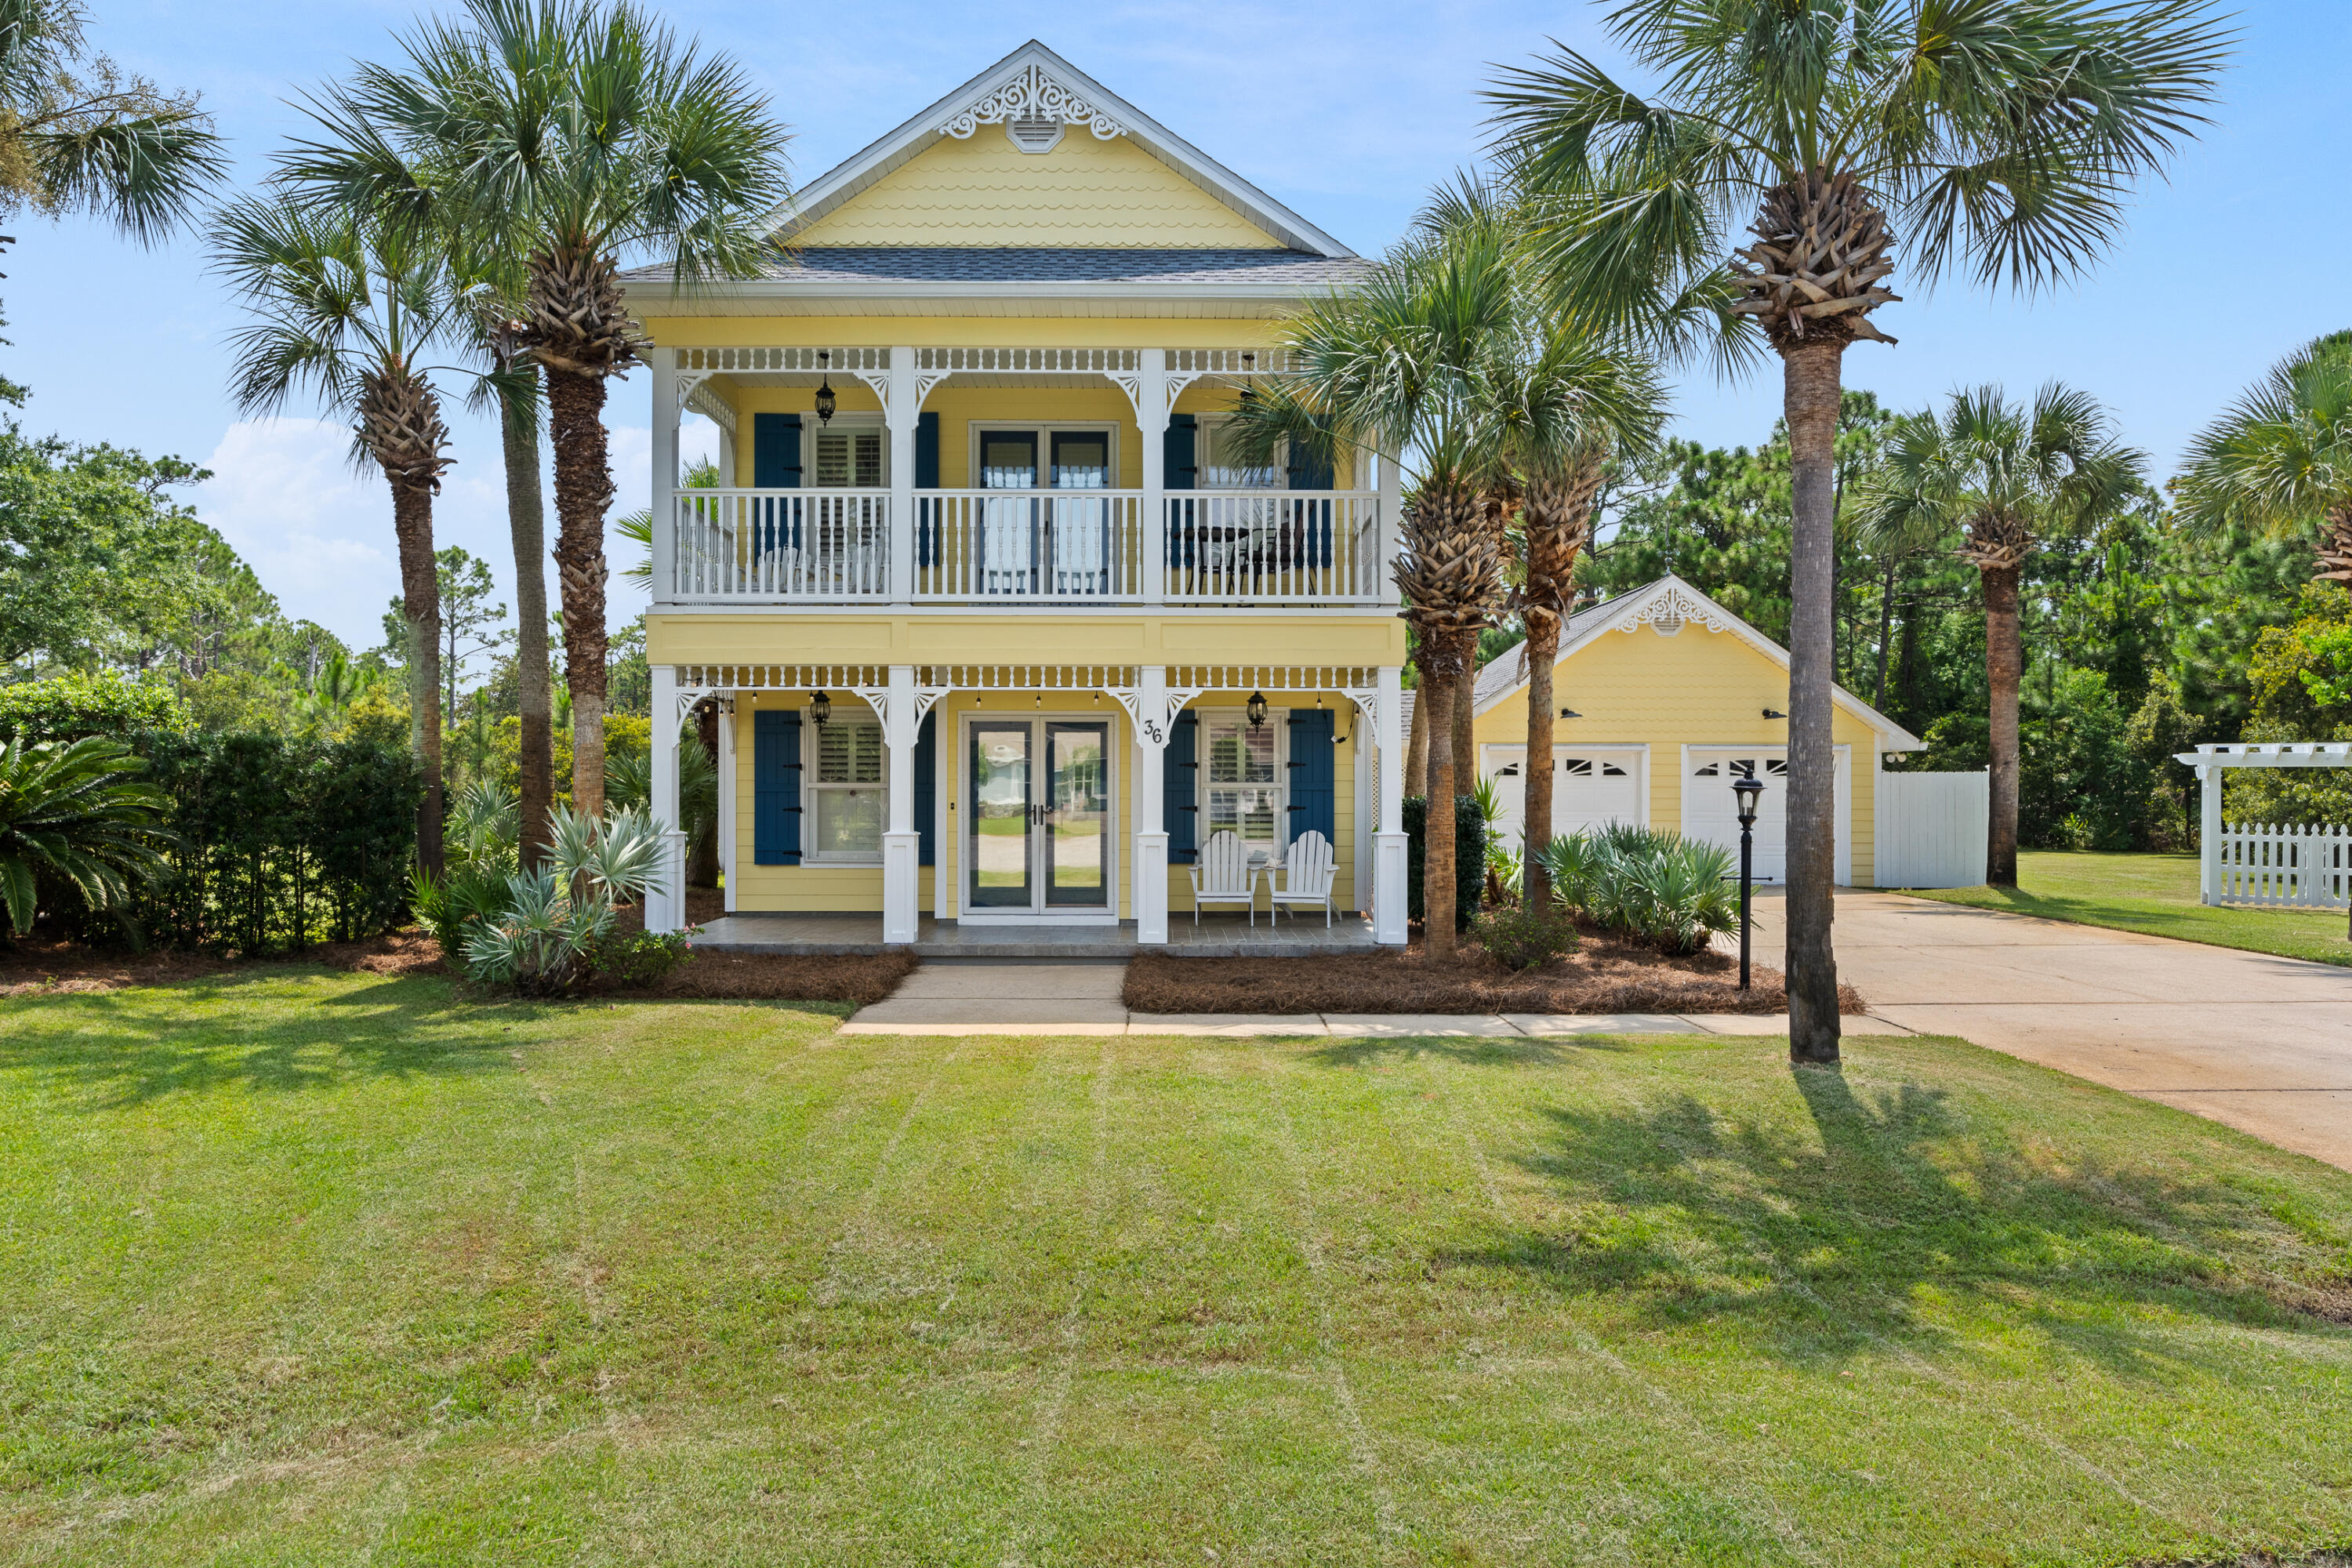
[791,131,1283,249]
[650,614,1407,671]
[724,691,1359,916]
[1469,622,1884,886]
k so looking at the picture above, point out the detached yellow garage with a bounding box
[1468,576,1926,888]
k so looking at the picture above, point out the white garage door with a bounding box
[1482,746,1645,850]
[1682,746,1850,884]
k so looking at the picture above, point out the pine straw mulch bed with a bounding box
[1125,926,1867,1016]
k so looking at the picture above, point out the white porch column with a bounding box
[1374,663,1408,945]
[1138,348,1168,606]
[2199,762,2222,906]
[887,347,918,605]
[647,664,686,934]
[649,347,679,604]
[716,695,738,913]
[881,664,921,943]
[1132,666,1171,943]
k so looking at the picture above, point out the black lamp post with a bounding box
[1732,770,1764,990]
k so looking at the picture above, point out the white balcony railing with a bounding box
[1164,492,1381,603]
[665,488,1385,606]
[914,490,1145,601]
[673,489,891,600]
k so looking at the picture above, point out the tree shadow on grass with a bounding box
[1439,1058,2352,1380]
[0,969,523,1109]
[1304,1036,1640,1071]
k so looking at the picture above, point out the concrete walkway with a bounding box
[841,960,1913,1040]
[1751,891,2352,1172]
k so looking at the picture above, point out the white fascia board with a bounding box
[767,41,1355,260]
[1472,574,1927,750]
[617,278,1338,312]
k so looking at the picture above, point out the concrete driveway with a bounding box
[1755,891,2352,1172]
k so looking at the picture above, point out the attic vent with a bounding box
[1651,606,1685,637]
[1005,115,1064,154]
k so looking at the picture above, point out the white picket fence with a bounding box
[2215,822,2352,908]
[1873,769,1989,888]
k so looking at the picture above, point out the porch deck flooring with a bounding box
[688,913,1379,960]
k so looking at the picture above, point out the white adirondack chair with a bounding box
[1189,831,1258,924]
[1268,830,1337,926]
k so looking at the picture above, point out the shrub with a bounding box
[0,671,183,745]
[462,806,665,995]
[410,860,510,962]
[1541,824,1739,956]
[0,736,174,938]
[578,927,694,990]
[1469,901,1579,971]
[1404,793,1486,930]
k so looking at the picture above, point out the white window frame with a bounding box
[1197,707,1290,858]
[805,717,888,865]
[963,421,1122,490]
[1193,412,1287,491]
[805,413,889,488]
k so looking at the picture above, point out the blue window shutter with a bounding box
[1164,710,1199,864]
[1287,419,1335,568]
[915,411,939,487]
[753,413,801,487]
[1286,707,1335,844]
[1286,420,1334,490]
[753,710,802,865]
[1164,413,1197,571]
[913,708,938,866]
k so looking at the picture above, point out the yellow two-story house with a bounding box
[630,42,1410,947]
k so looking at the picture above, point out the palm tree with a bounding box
[1857,384,2145,887]
[1486,0,2228,1062]
[212,197,463,873]
[1239,226,1521,956]
[0,0,229,249]
[284,0,793,817]
[2180,332,2352,586]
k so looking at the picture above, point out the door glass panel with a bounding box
[1048,432,1110,594]
[1050,432,1107,488]
[980,433,1036,488]
[1045,723,1109,906]
[979,433,1039,596]
[970,722,1033,907]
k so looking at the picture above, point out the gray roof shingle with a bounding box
[620,246,1371,289]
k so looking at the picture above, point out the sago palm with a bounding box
[211,197,465,872]
[2180,332,2352,586]
[1856,384,2144,887]
[285,0,793,815]
[0,0,228,248]
[0,735,172,937]
[1486,0,2228,1062]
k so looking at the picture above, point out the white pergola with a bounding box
[2173,742,2352,906]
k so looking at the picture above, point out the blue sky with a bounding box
[10,0,2345,650]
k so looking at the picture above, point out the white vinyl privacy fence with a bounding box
[1872,768,1989,888]
[2176,742,2352,907]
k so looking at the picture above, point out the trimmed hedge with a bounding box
[133,733,420,952]
[1403,793,1486,931]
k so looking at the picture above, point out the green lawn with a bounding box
[1900,849,2352,965]
[4,971,2351,1566]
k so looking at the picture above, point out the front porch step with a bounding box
[687,913,1379,960]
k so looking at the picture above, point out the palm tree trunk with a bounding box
[1781,340,1845,1064]
[547,365,614,818]
[1420,646,1459,958]
[1520,615,1560,911]
[1984,563,2024,887]
[1405,683,1428,798]
[390,476,445,876]
[503,372,555,867]
[1451,641,1478,811]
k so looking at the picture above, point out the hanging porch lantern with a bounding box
[814,350,837,426]
[1246,690,1269,729]
[808,690,832,727]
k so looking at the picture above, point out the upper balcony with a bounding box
[646,344,1401,615]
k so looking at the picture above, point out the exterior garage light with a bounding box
[1762,707,1788,719]
[814,350,837,426]
[1559,707,1581,719]
[1246,690,1269,728]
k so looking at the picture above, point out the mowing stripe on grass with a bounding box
[1269,1098,1403,1541]
[1424,1047,1829,1568]
[812,1044,965,1308]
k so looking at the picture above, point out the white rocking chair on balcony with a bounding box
[1268,831,1337,926]
[1189,831,1258,925]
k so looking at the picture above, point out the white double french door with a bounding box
[965,716,1116,920]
